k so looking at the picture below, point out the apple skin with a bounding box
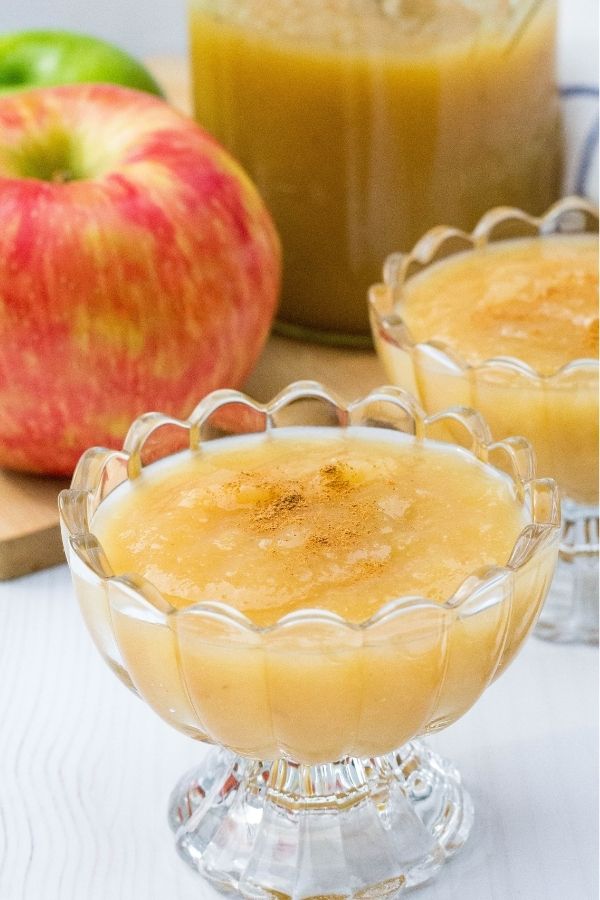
[0,30,163,96]
[0,84,281,475]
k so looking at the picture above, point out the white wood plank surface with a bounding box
[0,564,597,900]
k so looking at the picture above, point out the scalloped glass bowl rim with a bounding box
[59,382,560,636]
[369,196,600,381]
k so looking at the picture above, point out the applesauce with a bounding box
[401,235,599,375]
[373,232,599,504]
[92,430,527,623]
[86,427,556,761]
[188,0,562,338]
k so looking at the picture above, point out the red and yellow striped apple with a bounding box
[0,84,281,474]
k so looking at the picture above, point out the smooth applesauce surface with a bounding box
[401,234,599,375]
[92,429,526,626]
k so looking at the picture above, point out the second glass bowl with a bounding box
[369,198,598,644]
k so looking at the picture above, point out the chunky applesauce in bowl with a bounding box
[370,197,598,644]
[60,382,559,898]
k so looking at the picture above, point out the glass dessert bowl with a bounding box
[59,382,559,898]
[370,197,598,645]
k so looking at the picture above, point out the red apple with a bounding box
[0,84,281,474]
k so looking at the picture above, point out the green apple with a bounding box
[0,30,163,96]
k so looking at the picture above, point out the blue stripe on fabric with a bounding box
[559,83,599,195]
[575,114,599,195]
[560,84,599,99]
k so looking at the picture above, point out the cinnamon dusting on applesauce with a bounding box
[402,234,599,373]
[222,459,383,579]
[319,461,354,493]
[93,434,529,625]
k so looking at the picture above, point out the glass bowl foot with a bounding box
[168,740,473,898]
[536,502,599,645]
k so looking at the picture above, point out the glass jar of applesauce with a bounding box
[188,1,563,343]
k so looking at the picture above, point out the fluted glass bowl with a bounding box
[59,382,559,898]
[370,197,598,645]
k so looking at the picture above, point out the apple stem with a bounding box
[51,168,74,184]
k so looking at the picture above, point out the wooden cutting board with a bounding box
[0,56,385,580]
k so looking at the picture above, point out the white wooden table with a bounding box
[0,564,597,900]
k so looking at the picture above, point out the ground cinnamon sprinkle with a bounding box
[319,461,354,494]
[251,489,307,532]
[223,459,377,563]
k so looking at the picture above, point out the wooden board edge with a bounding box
[0,523,65,581]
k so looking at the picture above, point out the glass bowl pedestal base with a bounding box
[168,741,473,899]
[536,500,599,645]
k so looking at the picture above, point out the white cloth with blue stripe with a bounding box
[559,0,598,200]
